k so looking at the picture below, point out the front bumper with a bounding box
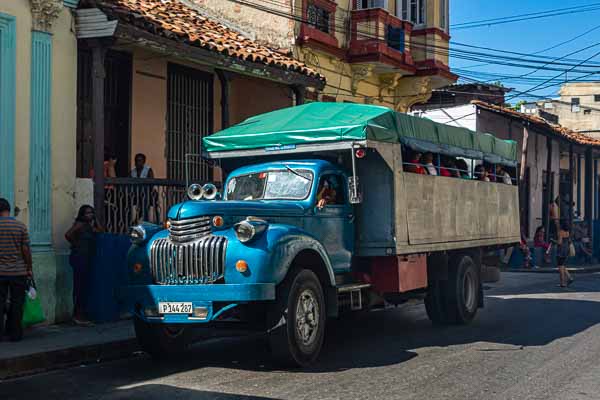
[121,283,275,324]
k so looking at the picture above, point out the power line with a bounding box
[227,0,600,71]
[451,3,600,30]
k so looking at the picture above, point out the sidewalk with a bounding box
[501,264,600,274]
[0,320,138,380]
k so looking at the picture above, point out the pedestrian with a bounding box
[0,198,33,341]
[556,221,574,288]
[65,205,103,326]
[549,196,560,241]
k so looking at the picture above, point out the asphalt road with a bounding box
[3,272,600,400]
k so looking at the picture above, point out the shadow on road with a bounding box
[101,384,281,400]
[2,276,600,400]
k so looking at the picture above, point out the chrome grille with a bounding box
[150,236,227,285]
[168,216,211,242]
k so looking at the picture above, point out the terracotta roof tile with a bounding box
[96,0,324,82]
[472,100,600,147]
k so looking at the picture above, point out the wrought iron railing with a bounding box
[103,178,188,234]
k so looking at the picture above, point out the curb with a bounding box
[501,267,600,274]
[0,338,140,380]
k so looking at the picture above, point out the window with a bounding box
[356,0,388,8]
[397,0,426,25]
[386,25,405,51]
[439,0,448,30]
[317,174,345,205]
[594,94,600,102]
[307,3,331,34]
[227,170,313,201]
[571,97,580,113]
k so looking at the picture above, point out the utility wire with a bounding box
[451,3,600,30]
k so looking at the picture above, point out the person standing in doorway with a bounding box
[65,205,103,326]
[131,153,155,223]
[0,198,33,341]
[131,153,154,179]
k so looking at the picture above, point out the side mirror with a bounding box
[348,176,362,204]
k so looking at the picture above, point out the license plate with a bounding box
[158,302,193,314]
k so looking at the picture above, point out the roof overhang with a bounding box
[75,8,325,90]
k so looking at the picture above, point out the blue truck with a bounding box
[123,103,520,366]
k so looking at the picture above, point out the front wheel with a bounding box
[134,316,190,360]
[267,268,326,367]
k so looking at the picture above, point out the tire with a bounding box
[444,254,480,324]
[134,316,190,360]
[267,268,326,367]
[425,254,480,325]
[424,279,448,325]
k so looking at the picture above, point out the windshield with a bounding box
[226,170,313,201]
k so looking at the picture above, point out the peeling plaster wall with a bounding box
[189,0,295,50]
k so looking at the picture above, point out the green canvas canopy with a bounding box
[203,102,518,166]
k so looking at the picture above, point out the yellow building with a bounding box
[0,0,78,323]
[195,0,455,110]
[294,0,456,109]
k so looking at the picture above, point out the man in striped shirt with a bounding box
[0,198,33,341]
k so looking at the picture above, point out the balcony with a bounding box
[297,0,341,55]
[348,8,415,73]
[103,178,189,234]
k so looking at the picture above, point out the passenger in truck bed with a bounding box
[474,164,490,181]
[404,151,426,174]
[455,159,471,179]
[421,152,438,176]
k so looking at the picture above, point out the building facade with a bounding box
[194,0,456,110]
[521,82,600,138]
[0,0,78,323]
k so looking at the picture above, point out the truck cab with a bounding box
[124,159,356,365]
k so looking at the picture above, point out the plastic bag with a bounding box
[569,242,576,258]
[22,279,45,327]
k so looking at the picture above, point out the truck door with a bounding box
[308,173,354,272]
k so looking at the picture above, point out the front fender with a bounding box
[219,224,335,286]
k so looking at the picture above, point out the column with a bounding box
[29,31,53,246]
[0,13,16,207]
[28,0,62,247]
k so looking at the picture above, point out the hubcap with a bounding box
[463,269,477,312]
[295,289,320,347]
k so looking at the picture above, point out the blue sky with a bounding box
[450,0,600,104]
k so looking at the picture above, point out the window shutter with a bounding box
[386,25,405,52]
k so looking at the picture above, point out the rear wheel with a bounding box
[134,316,190,360]
[425,254,480,325]
[267,268,326,367]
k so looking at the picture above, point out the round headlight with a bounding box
[234,220,255,243]
[187,183,203,200]
[233,218,268,243]
[202,183,218,200]
[129,225,147,244]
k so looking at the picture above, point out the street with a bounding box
[2,272,600,400]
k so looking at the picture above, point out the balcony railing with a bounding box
[349,8,414,67]
[104,178,188,234]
